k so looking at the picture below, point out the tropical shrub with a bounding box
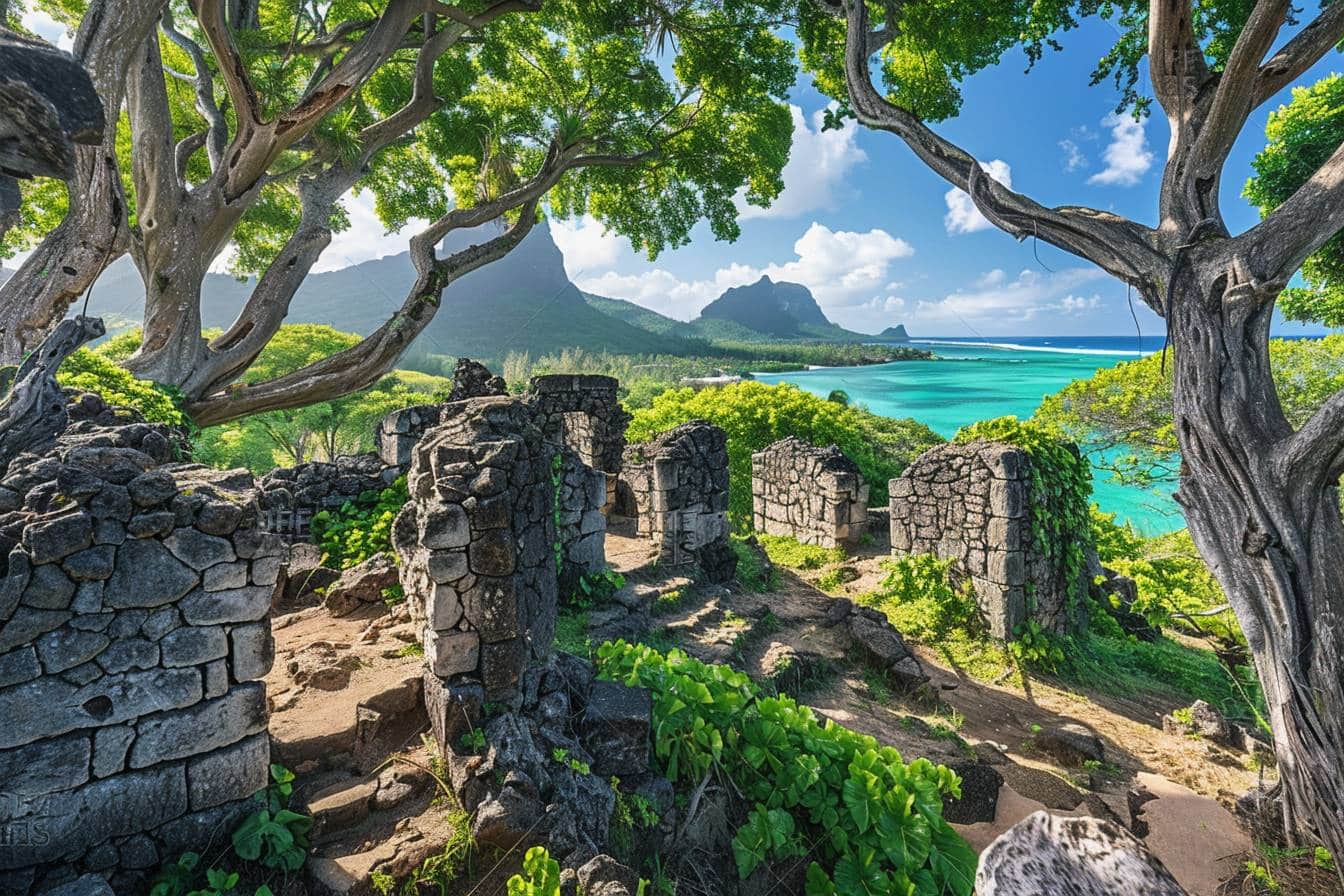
[310,477,408,570]
[506,846,562,896]
[864,555,981,643]
[627,382,942,519]
[57,347,189,425]
[596,641,976,896]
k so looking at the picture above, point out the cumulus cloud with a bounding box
[944,160,1013,235]
[550,215,628,277]
[737,105,867,221]
[571,222,913,321]
[1089,112,1154,186]
[908,267,1108,328]
[21,9,72,49]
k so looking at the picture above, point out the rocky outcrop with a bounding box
[445,651,658,876]
[976,811,1189,895]
[0,414,283,895]
[0,27,104,237]
[622,422,735,584]
[751,437,868,549]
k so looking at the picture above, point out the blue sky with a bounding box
[21,9,1339,338]
[548,18,1340,338]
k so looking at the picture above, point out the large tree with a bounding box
[3,0,794,424]
[800,0,1344,856]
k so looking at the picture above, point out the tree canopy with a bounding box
[2,0,796,425]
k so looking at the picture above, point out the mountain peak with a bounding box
[697,276,833,338]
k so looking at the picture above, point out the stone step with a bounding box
[270,662,427,774]
[301,756,437,845]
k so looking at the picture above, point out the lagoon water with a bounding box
[753,337,1186,534]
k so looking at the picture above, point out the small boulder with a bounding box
[323,553,398,617]
[1034,723,1105,767]
[943,761,1003,825]
[581,680,651,778]
[976,811,1188,895]
[576,855,641,896]
[473,785,544,850]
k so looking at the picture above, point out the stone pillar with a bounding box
[622,421,735,583]
[394,397,558,728]
[0,424,283,894]
[750,437,869,548]
[556,449,608,594]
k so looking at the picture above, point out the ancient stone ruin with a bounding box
[751,437,868,548]
[394,397,557,708]
[622,421,736,583]
[0,403,282,895]
[527,374,630,510]
[889,439,1084,638]
[258,454,399,539]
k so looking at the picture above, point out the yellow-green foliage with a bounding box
[757,534,845,571]
[1033,336,1344,486]
[57,348,188,426]
[627,382,942,518]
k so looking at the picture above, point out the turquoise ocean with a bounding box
[753,336,1186,535]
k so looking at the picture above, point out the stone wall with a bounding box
[751,437,868,548]
[0,422,282,894]
[393,397,558,717]
[888,440,1080,638]
[257,454,399,539]
[622,421,735,583]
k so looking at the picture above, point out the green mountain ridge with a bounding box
[29,220,912,366]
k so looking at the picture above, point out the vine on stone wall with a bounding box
[954,417,1093,617]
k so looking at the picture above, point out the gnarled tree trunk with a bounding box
[1169,270,1344,852]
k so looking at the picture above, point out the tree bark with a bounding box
[0,0,166,362]
[1169,265,1344,855]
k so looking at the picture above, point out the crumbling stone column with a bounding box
[0,414,283,894]
[622,421,736,583]
[376,359,506,470]
[527,374,630,509]
[393,397,558,731]
[751,437,869,548]
[556,449,607,594]
[888,439,1080,638]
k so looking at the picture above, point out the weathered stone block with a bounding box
[229,621,274,682]
[21,513,94,565]
[160,625,228,667]
[164,529,236,570]
[0,733,91,795]
[104,539,198,609]
[426,629,480,678]
[581,680,651,777]
[179,585,271,625]
[129,682,267,768]
[91,725,134,778]
[187,732,269,811]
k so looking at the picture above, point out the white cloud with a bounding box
[1059,139,1087,172]
[908,267,1108,328]
[944,160,1013,235]
[550,215,628,278]
[316,193,424,272]
[1088,112,1153,187]
[572,222,913,321]
[736,105,867,221]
